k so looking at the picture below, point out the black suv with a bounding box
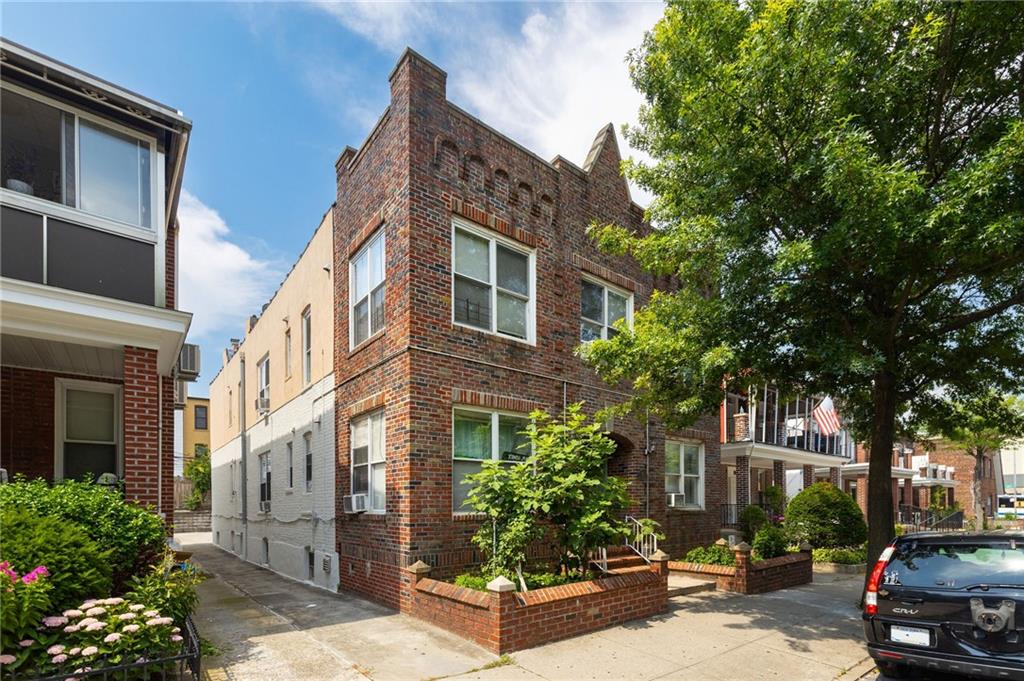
[863,531,1024,679]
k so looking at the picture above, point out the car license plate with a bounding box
[890,625,930,647]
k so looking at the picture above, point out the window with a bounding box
[257,356,270,409]
[228,389,234,427]
[350,231,385,347]
[286,441,294,488]
[194,404,208,430]
[1,87,155,229]
[230,461,237,496]
[285,328,292,378]
[307,548,315,581]
[351,412,385,512]
[452,408,531,511]
[57,380,120,482]
[262,537,270,565]
[665,441,704,509]
[302,307,312,384]
[580,279,632,342]
[258,452,271,509]
[452,220,534,342]
[304,432,313,493]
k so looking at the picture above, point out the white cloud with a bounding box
[316,1,663,204]
[177,190,283,341]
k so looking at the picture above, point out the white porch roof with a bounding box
[720,441,851,469]
[832,462,916,480]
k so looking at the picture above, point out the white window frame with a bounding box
[302,306,312,384]
[230,461,237,496]
[258,451,271,508]
[0,81,161,241]
[580,275,633,342]
[451,217,536,345]
[350,411,386,513]
[284,327,292,379]
[665,440,705,510]
[349,230,386,350]
[53,378,123,482]
[286,441,294,489]
[257,355,270,408]
[451,407,532,513]
[304,431,313,493]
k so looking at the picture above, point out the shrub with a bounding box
[125,555,203,626]
[0,511,112,611]
[0,479,166,590]
[0,562,53,670]
[762,485,787,518]
[785,482,867,548]
[453,571,579,592]
[752,526,788,560]
[684,543,736,566]
[812,546,868,565]
[738,504,768,541]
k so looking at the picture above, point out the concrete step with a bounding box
[667,573,717,597]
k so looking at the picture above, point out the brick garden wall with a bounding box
[407,558,669,654]
[669,544,812,595]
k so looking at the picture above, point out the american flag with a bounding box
[812,397,842,436]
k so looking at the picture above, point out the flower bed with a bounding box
[670,542,812,594]
[405,554,670,653]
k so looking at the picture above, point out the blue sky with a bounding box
[3,1,662,396]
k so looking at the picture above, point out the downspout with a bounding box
[645,410,651,518]
[157,375,163,519]
[239,353,248,557]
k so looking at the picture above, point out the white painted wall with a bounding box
[211,373,338,591]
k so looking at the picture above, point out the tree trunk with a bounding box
[973,449,985,530]
[867,370,898,569]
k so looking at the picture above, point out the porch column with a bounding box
[802,464,814,489]
[736,455,751,506]
[772,460,786,488]
[123,347,160,513]
[856,475,869,516]
[902,478,914,506]
[828,467,841,487]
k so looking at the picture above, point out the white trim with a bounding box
[0,190,157,244]
[451,406,532,512]
[580,274,634,342]
[720,441,851,468]
[350,410,386,514]
[53,377,123,482]
[450,217,536,345]
[349,230,386,351]
[665,439,705,510]
[301,306,312,385]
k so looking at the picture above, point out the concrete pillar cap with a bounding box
[714,538,729,547]
[799,542,813,552]
[649,549,670,562]
[486,575,516,593]
[407,560,432,575]
[733,542,752,552]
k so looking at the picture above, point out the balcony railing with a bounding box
[724,385,853,459]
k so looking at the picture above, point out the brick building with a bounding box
[0,40,196,527]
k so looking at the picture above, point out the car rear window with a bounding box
[885,541,1024,589]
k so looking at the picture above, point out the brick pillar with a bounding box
[733,542,752,594]
[772,460,786,488]
[856,475,869,516]
[160,375,175,529]
[802,464,814,489]
[487,576,516,655]
[902,478,914,506]
[736,455,751,506]
[733,412,749,441]
[123,347,160,513]
[828,467,841,487]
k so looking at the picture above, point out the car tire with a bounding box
[876,661,910,679]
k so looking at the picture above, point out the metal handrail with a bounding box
[624,515,657,564]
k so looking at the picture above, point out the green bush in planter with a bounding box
[738,504,768,541]
[752,525,788,560]
[126,554,203,625]
[684,543,736,566]
[0,478,166,590]
[0,510,112,610]
[785,482,867,548]
[812,546,867,565]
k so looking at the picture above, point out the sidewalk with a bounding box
[182,533,876,680]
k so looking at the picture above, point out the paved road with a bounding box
[182,533,888,681]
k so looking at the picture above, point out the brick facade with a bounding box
[669,543,813,595]
[331,50,722,609]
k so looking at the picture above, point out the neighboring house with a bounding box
[833,443,917,518]
[0,39,196,526]
[912,438,1002,521]
[1000,440,1024,494]
[209,209,338,592]
[182,396,210,461]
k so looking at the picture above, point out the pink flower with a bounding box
[80,600,97,609]
[21,566,48,584]
[84,607,106,617]
[142,610,159,618]
[0,654,15,665]
[43,616,69,628]
[52,654,68,664]
[117,613,136,621]
[47,645,66,655]
[102,597,124,606]
[170,634,183,643]
[68,647,81,656]
[78,618,98,627]
[84,622,106,632]
[19,639,34,647]
[63,609,84,618]
[81,646,98,656]
[122,624,140,634]
[171,627,181,634]
[145,617,173,626]
[128,604,145,612]
[102,633,121,644]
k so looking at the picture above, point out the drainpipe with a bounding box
[645,410,651,518]
[239,353,248,557]
[157,375,163,519]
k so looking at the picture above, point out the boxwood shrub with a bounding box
[683,543,736,566]
[785,482,867,548]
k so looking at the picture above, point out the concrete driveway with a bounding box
[181,533,884,680]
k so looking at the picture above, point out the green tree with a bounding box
[465,403,633,581]
[925,393,1024,525]
[583,1,1024,568]
[184,444,211,510]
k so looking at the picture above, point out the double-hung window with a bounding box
[302,307,312,384]
[1,86,156,231]
[452,220,534,342]
[452,409,531,512]
[257,356,270,410]
[665,441,704,509]
[258,452,272,510]
[350,231,385,347]
[351,412,385,512]
[580,278,632,342]
[194,404,208,431]
[286,441,294,488]
[304,432,313,493]
[57,380,121,482]
[284,329,293,378]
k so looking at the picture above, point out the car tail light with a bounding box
[865,544,896,616]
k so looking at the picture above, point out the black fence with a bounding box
[897,504,965,533]
[3,617,200,681]
[720,502,777,528]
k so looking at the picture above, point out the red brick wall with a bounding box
[165,219,177,309]
[928,440,997,520]
[123,347,161,511]
[408,561,668,654]
[670,547,812,594]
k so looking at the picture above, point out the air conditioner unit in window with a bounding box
[666,493,686,508]
[255,397,270,415]
[322,555,331,573]
[177,343,201,381]
[259,500,271,513]
[343,494,368,514]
